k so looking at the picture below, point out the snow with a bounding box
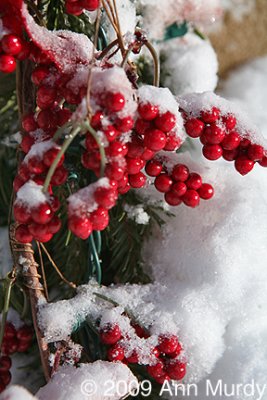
[37,361,138,400]
[221,0,255,20]
[21,3,94,74]
[0,386,37,400]
[219,56,267,136]
[160,33,218,95]
[124,204,150,225]
[15,181,48,209]
[179,91,267,147]
[67,178,110,216]
[24,140,57,164]
[138,85,186,141]
[138,0,223,40]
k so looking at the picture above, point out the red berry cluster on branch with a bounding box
[65,0,100,16]
[99,322,186,384]
[0,323,33,392]
[0,33,30,73]
[183,105,267,176]
[146,160,214,207]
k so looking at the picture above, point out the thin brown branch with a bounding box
[36,241,49,301]
[39,243,77,290]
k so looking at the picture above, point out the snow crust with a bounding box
[179,91,267,147]
[15,181,48,209]
[37,361,138,400]
[24,140,57,164]
[160,34,218,95]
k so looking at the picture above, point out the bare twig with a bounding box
[36,241,49,301]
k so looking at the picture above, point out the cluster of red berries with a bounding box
[146,160,214,208]
[0,33,30,74]
[65,0,99,15]
[100,323,186,384]
[184,107,267,175]
[0,323,33,393]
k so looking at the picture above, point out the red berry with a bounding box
[15,225,33,243]
[145,160,163,177]
[36,85,57,109]
[2,34,22,55]
[32,203,53,224]
[202,144,223,161]
[0,356,11,372]
[172,164,189,182]
[155,112,176,132]
[128,172,146,188]
[127,137,144,158]
[27,156,46,175]
[259,155,267,167]
[17,341,31,353]
[91,207,109,231]
[186,173,202,190]
[22,114,37,132]
[43,148,64,167]
[239,138,251,149]
[164,134,182,151]
[201,107,220,123]
[0,54,16,73]
[221,131,241,150]
[143,129,167,151]
[125,350,139,364]
[2,337,18,355]
[222,114,237,130]
[164,191,182,206]
[158,334,179,354]
[147,361,164,378]
[223,148,239,161]
[202,125,225,144]
[16,325,33,342]
[168,342,183,359]
[58,108,72,126]
[106,141,125,157]
[105,162,125,181]
[50,196,60,212]
[3,323,16,340]
[198,184,214,200]
[105,92,125,112]
[47,216,62,234]
[68,215,93,239]
[82,151,101,171]
[247,144,264,161]
[135,118,150,135]
[107,344,125,362]
[185,118,204,138]
[51,166,68,186]
[182,190,200,208]
[31,66,50,86]
[94,187,117,209]
[100,324,121,345]
[172,182,187,197]
[20,134,35,153]
[235,155,255,175]
[37,109,58,131]
[141,148,155,161]
[13,203,31,224]
[0,370,12,386]
[166,361,186,380]
[154,174,173,193]
[80,0,100,11]
[28,222,48,238]
[103,126,119,142]
[13,176,25,193]
[132,324,149,339]
[138,103,159,120]
[91,111,104,129]
[65,1,84,15]
[154,374,171,384]
[126,158,144,175]
[115,116,134,132]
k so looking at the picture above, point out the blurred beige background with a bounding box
[209,0,267,76]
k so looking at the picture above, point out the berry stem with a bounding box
[98,38,120,60]
[83,120,107,177]
[88,235,102,284]
[43,125,81,193]
[0,271,16,351]
[144,41,160,87]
